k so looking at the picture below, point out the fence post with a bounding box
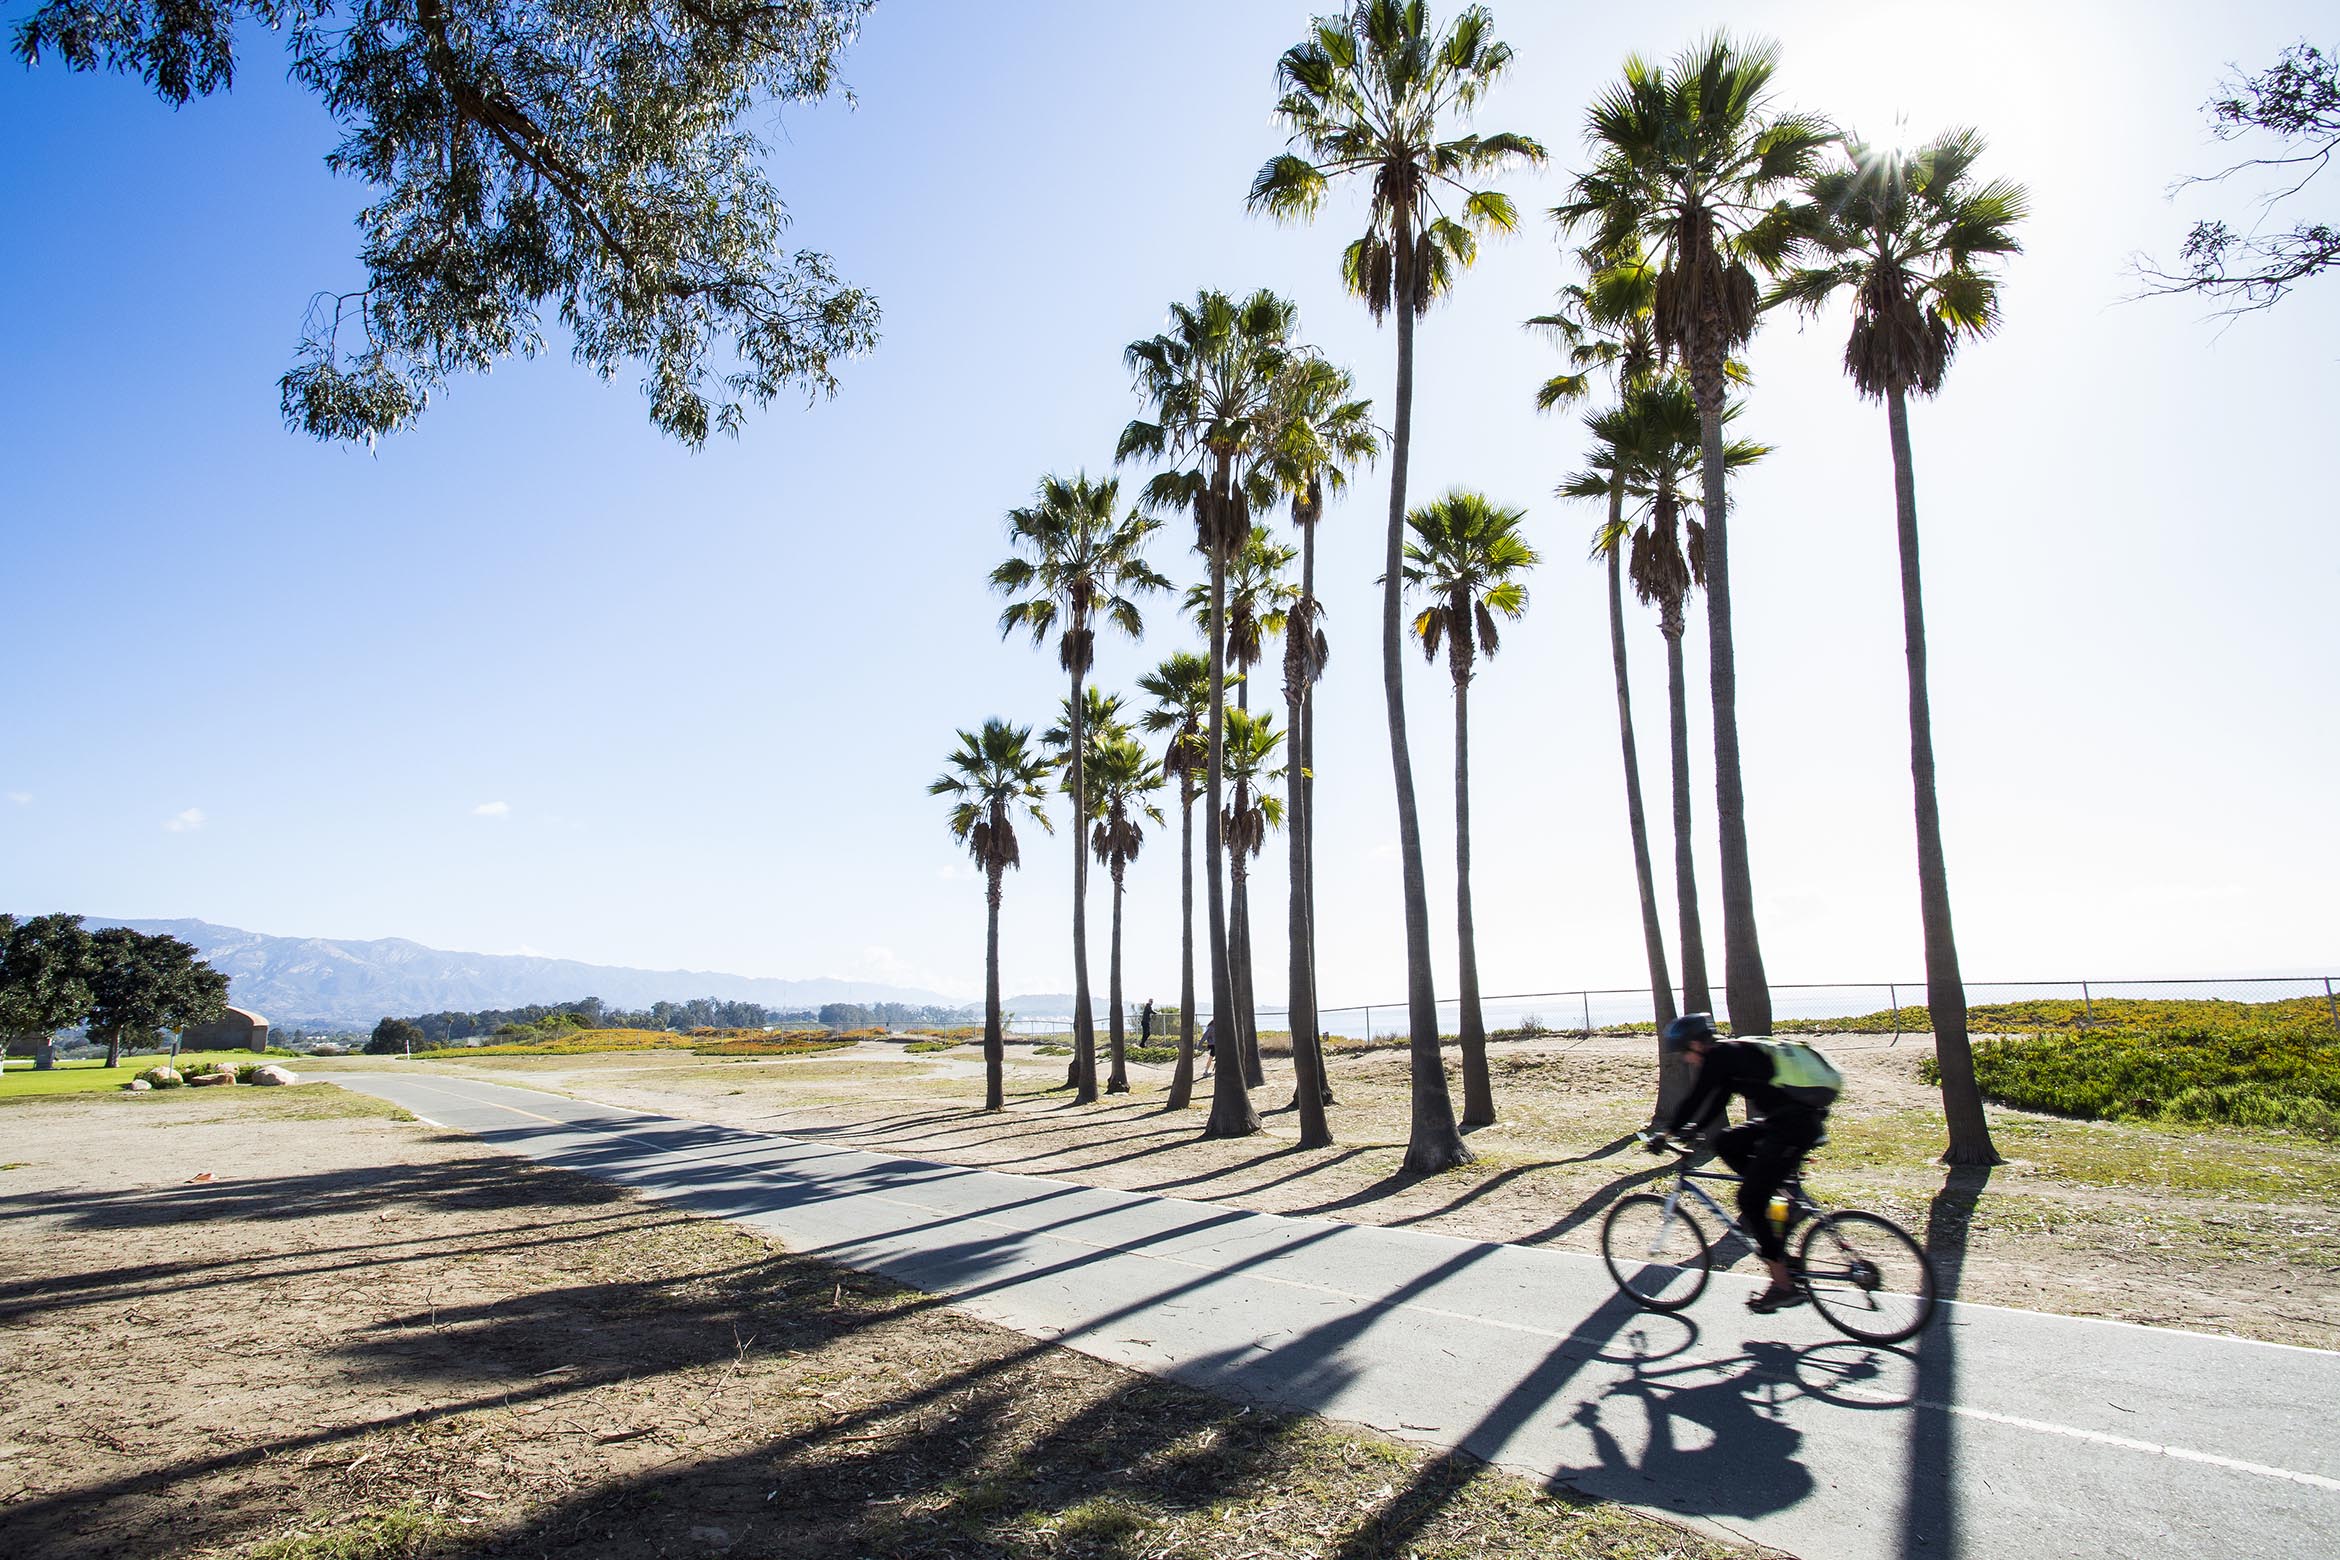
[1889,984,1900,1043]
[1581,991,1592,1037]
[2326,978,2338,1035]
[2081,982,2095,1026]
[1364,1006,1374,1046]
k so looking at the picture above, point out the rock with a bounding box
[137,1066,183,1089]
[126,1078,152,1092]
[309,1043,346,1057]
[188,1071,232,1087]
[247,1064,298,1087]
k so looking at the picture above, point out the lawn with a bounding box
[0,1051,291,1100]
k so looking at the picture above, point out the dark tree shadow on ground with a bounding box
[1900,1163,1990,1558]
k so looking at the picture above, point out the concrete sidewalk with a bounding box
[326,1071,2340,1560]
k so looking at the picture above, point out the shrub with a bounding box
[1921,1021,2340,1137]
[903,1039,959,1054]
[1035,1043,1073,1057]
[691,1038,853,1058]
[1124,1044,1177,1065]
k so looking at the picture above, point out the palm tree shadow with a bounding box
[1899,1163,1990,1558]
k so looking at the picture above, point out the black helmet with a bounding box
[1660,1013,1718,1052]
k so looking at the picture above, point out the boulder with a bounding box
[126,1078,153,1092]
[247,1064,298,1087]
[137,1066,184,1089]
[188,1071,232,1087]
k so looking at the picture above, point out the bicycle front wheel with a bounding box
[1798,1210,1936,1343]
[1601,1193,1712,1311]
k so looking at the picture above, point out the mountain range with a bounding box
[90,919,962,1028]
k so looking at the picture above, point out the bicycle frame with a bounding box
[1647,1159,1813,1251]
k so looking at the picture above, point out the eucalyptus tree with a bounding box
[1772,130,2027,1165]
[1251,0,1544,1172]
[1138,651,1214,1110]
[1265,352,1379,1129]
[1531,250,1675,1044]
[1086,733,1168,1095]
[930,720,1055,1112]
[1555,33,1833,1040]
[1118,287,1299,1142]
[1218,708,1288,1051]
[992,475,1169,1105]
[1185,527,1299,1086]
[1401,491,1535,1128]
[13,0,881,446]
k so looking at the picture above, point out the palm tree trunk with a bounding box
[1107,861,1130,1094]
[1389,230,1468,1174]
[1202,502,1260,1139]
[1662,604,1712,1020]
[1454,654,1494,1128]
[1300,522,1331,1107]
[1166,778,1197,1110]
[1232,680,1264,1087]
[1069,664,1098,1102]
[1607,479,1677,1040]
[1890,386,1998,1165]
[1286,614,1331,1147]
[1691,343,1772,1039]
[984,863,1005,1113]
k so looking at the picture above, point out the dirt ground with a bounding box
[0,1085,1746,1560]
[326,1032,2340,1349]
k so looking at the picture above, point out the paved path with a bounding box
[323,1072,2338,1560]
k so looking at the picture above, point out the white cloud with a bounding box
[164,808,206,833]
[472,801,511,818]
[5,791,29,805]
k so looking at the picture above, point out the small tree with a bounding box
[370,1017,426,1057]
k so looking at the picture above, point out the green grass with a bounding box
[691,1038,855,1058]
[0,1051,294,1100]
[903,1039,960,1054]
[243,1506,445,1560]
[1922,1023,2340,1137]
[1777,993,2337,1038]
[1124,1044,1178,1065]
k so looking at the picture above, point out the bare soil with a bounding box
[0,1085,1745,1560]
[329,1033,2340,1350]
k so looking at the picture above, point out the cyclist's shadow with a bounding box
[1566,1331,1839,1521]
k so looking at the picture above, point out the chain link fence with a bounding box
[1006,976,2340,1045]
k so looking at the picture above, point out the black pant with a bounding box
[1715,1112,1826,1261]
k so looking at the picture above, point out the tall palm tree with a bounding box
[992,474,1169,1105]
[1266,351,1379,1140]
[1086,732,1168,1096]
[1772,130,2026,1166]
[1119,288,1298,1142]
[1252,0,1544,1173]
[1556,33,1833,1040]
[1532,252,1676,1044]
[930,720,1054,1112]
[1138,650,1213,1110]
[1185,526,1299,1087]
[1401,491,1535,1128]
[1219,707,1288,1029]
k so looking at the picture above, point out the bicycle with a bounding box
[1599,1132,1939,1344]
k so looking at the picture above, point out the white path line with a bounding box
[337,1074,2340,1497]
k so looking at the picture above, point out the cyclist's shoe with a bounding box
[1747,1283,1806,1314]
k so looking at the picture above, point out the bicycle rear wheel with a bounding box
[1601,1193,1712,1311]
[1798,1210,1936,1343]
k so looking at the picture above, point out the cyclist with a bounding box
[1651,1013,1839,1314]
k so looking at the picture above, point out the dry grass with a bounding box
[0,1090,1743,1560]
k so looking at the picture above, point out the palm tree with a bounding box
[992,474,1169,1105]
[1266,351,1379,1140]
[1043,685,1134,1087]
[1771,130,2026,1166]
[1252,0,1544,1173]
[1556,33,1833,1040]
[1086,732,1168,1096]
[930,720,1054,1112]
[1401,491,1535,1128]
[1138,650,1213,1110]
[1119,288,1298,1142]
[1219,707,1288,1035]
[1532,252,1676,1045]
[1185,526,1298,1087]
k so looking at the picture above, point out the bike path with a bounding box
[322,1072,2338,1560]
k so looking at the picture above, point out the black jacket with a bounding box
[1666,1040,1829,1137]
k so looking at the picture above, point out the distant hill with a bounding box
[86,918,961,1028]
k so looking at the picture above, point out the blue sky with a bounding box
[4,0,2334,1007]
